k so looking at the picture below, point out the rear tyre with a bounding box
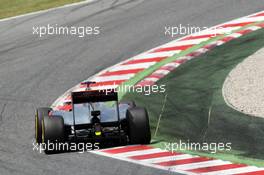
[42,115,64,154]
[35,107,52,144]
[126,107,151,144]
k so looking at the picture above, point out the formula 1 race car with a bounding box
[35,88,151,153]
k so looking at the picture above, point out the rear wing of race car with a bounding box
[71,89,120,138]
[71,89,118,104]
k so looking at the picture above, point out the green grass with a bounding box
[124,29,264,166]
[0,0,83,19]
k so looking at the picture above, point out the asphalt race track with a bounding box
[0,0,264,175]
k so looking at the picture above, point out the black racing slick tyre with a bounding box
[42,115,64,154]
[35,107,52,144]
[126,107,151,144]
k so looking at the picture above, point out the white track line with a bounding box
[164,62,181,67]
[171,160,231,171]
[133,51,181,60]
[154,69,171,75]
[110,62,156,71]
[144,77,159,82]
[114,148,164,157]
[0,0,96,22]
[141,154,198,164]
[91,74,135,82]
